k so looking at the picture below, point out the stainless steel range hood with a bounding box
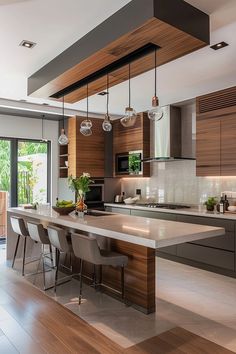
[142,105,195,163]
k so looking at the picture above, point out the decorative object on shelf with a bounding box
[120,63,137,128]
[68,172,94,217]
[102,73,112,132]
[80,84,92,136]
[204,197,218,212]
[58,96,69,145]
[40,114,48,142]
[147,49,164,121]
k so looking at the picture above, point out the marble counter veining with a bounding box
[8,207,225,249]
[104,203,236,220]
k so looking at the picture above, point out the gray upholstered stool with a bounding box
[11,216,29,276]
[47,225,73,293]
[27,221,54,290]
[71,233,128,305]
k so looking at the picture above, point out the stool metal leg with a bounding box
[79,259,83,305]
[22,236,27,276]
[12,234,20,268]
[54,248,60,293]
[49,244,54,267]
[121,265,125,299]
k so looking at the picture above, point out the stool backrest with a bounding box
[47,225,69,252]
[71,233,102,265]
[10,216,28,237]
[27,221,49,244]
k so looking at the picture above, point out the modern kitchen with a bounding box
[0,0,236,353]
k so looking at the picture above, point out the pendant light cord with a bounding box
[128,63,131,108]
[42,114,44,140]
[86,84,89,120]
[107,73,109,115]
[62,96,65,130]
[154,48,157,97]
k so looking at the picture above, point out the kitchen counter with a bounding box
[104,203,236,220]
[6,207,225,314]
[7,207,224,249]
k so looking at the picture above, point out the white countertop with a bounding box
[8,207,225,249]
[105,203,236,220]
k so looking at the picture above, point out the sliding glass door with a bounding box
[0,139,10,238]
[17,140,49,206]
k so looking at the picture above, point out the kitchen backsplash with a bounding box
[121,160,236,205]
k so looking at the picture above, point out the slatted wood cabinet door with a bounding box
[221,114,236,176]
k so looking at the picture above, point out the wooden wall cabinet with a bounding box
[196,86,236,176]
[113,112,150,177]
[68,116,105,177]
[59,145,69,178]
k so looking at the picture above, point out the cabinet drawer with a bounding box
[176,214,234,232]
[177,243,234,270]
[158,245,177,256]
[190,231,234,251]
[106,207,131,215]
[130,209,177,221]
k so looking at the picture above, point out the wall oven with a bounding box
[85,179,104,210]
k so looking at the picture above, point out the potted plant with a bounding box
[204,197,217,212]
[68,172,94,215]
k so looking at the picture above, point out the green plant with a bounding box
[68,172,94,196]
[129,153,141,173]
[204,197,218,208]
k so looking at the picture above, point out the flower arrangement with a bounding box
[68,172,94,196]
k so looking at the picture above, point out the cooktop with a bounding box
[136,203,191,210]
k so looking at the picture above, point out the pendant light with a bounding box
[120,63,137,128]
[147,49,164,121]
[58,96,69,145]
[102,73,112,132]
[41,114,48,142]
[80,84,92,136]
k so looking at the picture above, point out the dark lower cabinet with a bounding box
[106,205,236,277]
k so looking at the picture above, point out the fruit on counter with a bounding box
[56,199,75,208]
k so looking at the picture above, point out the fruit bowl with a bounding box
[52,206,75,215]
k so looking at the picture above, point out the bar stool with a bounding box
[11,216,30,276]
[47,225,74,293]
[71,233,128,305]
[27,221,53,290]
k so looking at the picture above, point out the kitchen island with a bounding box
[7,207,225,314]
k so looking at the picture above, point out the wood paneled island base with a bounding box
[7,208,225,314]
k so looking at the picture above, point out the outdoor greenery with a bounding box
[0,139,48,205]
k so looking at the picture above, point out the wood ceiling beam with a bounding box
[27,0,210,103]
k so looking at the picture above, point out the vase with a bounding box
[76,193,87,217]
[206,205,214,212]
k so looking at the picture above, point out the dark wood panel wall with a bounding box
[196,86,236,176]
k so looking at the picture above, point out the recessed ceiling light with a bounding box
[42,103,49,106]
[19,40,37,49]
[98,91,108,96]
[210,41,228,50]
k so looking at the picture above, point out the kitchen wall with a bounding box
[121,161,236,205]
[121,103,236,205]
[0,114,59,203]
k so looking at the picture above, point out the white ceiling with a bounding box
[0,0,235,116]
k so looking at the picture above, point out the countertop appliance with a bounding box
[136,203,191,210]
[114,194,124,203]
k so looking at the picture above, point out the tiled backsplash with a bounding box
[121,160,236,205]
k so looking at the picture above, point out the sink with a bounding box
[86,210,113,217]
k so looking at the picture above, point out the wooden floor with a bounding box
[0,258,234,353]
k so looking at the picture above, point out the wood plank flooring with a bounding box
[0,253,234,353]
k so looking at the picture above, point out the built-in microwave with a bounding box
[115,151,142,175]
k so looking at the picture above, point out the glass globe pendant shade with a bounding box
[80,126,92,136]
[147,96,164,121]
[120,107,137,127]
[80,119,92,130]
[58,128,69,145]
[102,114,112,132]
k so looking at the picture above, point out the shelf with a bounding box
[59,154,69,157]
[59,167,68,169]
